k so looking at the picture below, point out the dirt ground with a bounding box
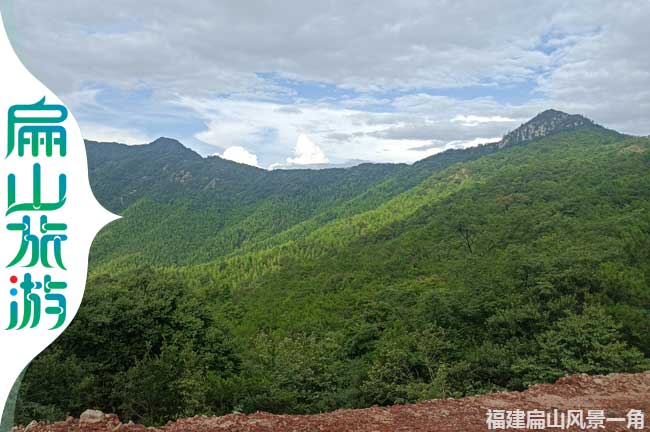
[13,372,650,431]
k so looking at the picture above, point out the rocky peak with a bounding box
[499,109,595,148]
[149,137,186,150]
[144,137,203,162]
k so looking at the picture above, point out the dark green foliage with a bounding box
[16,269,239,425]
[514,306,646,384]
[15,124,650,425]
[86,136,496,267]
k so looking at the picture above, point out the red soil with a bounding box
[13,372,650,431]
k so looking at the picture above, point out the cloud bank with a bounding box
[3,0,649,168]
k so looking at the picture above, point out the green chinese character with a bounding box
[7,273,41,329]
[7,163,66,215]
[44,274,68,330]
[7,97,68,158]
[7,274,68,330]
[6,215,68,269]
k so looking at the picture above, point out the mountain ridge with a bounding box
[85,109,619,173]
[84,110,631,267]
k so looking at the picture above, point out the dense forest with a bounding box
[12,110,650,425]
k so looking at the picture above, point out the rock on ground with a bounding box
[79,410,105,424]
[11,372,650,431]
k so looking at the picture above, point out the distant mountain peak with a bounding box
[149,137,186,148]
[499,109,596,148]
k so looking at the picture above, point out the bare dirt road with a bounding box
[14,372,650,431]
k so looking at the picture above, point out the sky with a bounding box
[1,0,649,169]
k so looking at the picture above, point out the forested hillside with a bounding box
[86,135,496,266]
[14,110,650,426]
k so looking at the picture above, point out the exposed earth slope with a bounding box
[14,372,650,431]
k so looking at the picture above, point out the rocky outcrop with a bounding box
[499,109,597,148]
[12,372,650,431]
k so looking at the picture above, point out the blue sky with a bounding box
[3,0,649,169]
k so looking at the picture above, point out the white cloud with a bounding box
[4,0,650,164]
[4,0,568,94]
[445,137,502,150]
[9,0,643,102]
[287,134,328,165]
[538,2,650,135]
[79,122,151,145]
[178,94,544,166]
[451,115,519,126]
[218,146,260,167]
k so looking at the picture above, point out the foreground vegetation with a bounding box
[14,120,650,425]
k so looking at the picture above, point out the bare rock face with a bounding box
[499,109,596,148]
[79,409,105,424]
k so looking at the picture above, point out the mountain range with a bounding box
[86,110,617,267]
[14,109,650,426]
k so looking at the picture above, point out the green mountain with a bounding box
[86,133,503,267]
[15,110,650,425]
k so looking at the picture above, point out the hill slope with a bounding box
[13,110,650,426]
[86,109,617,267]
